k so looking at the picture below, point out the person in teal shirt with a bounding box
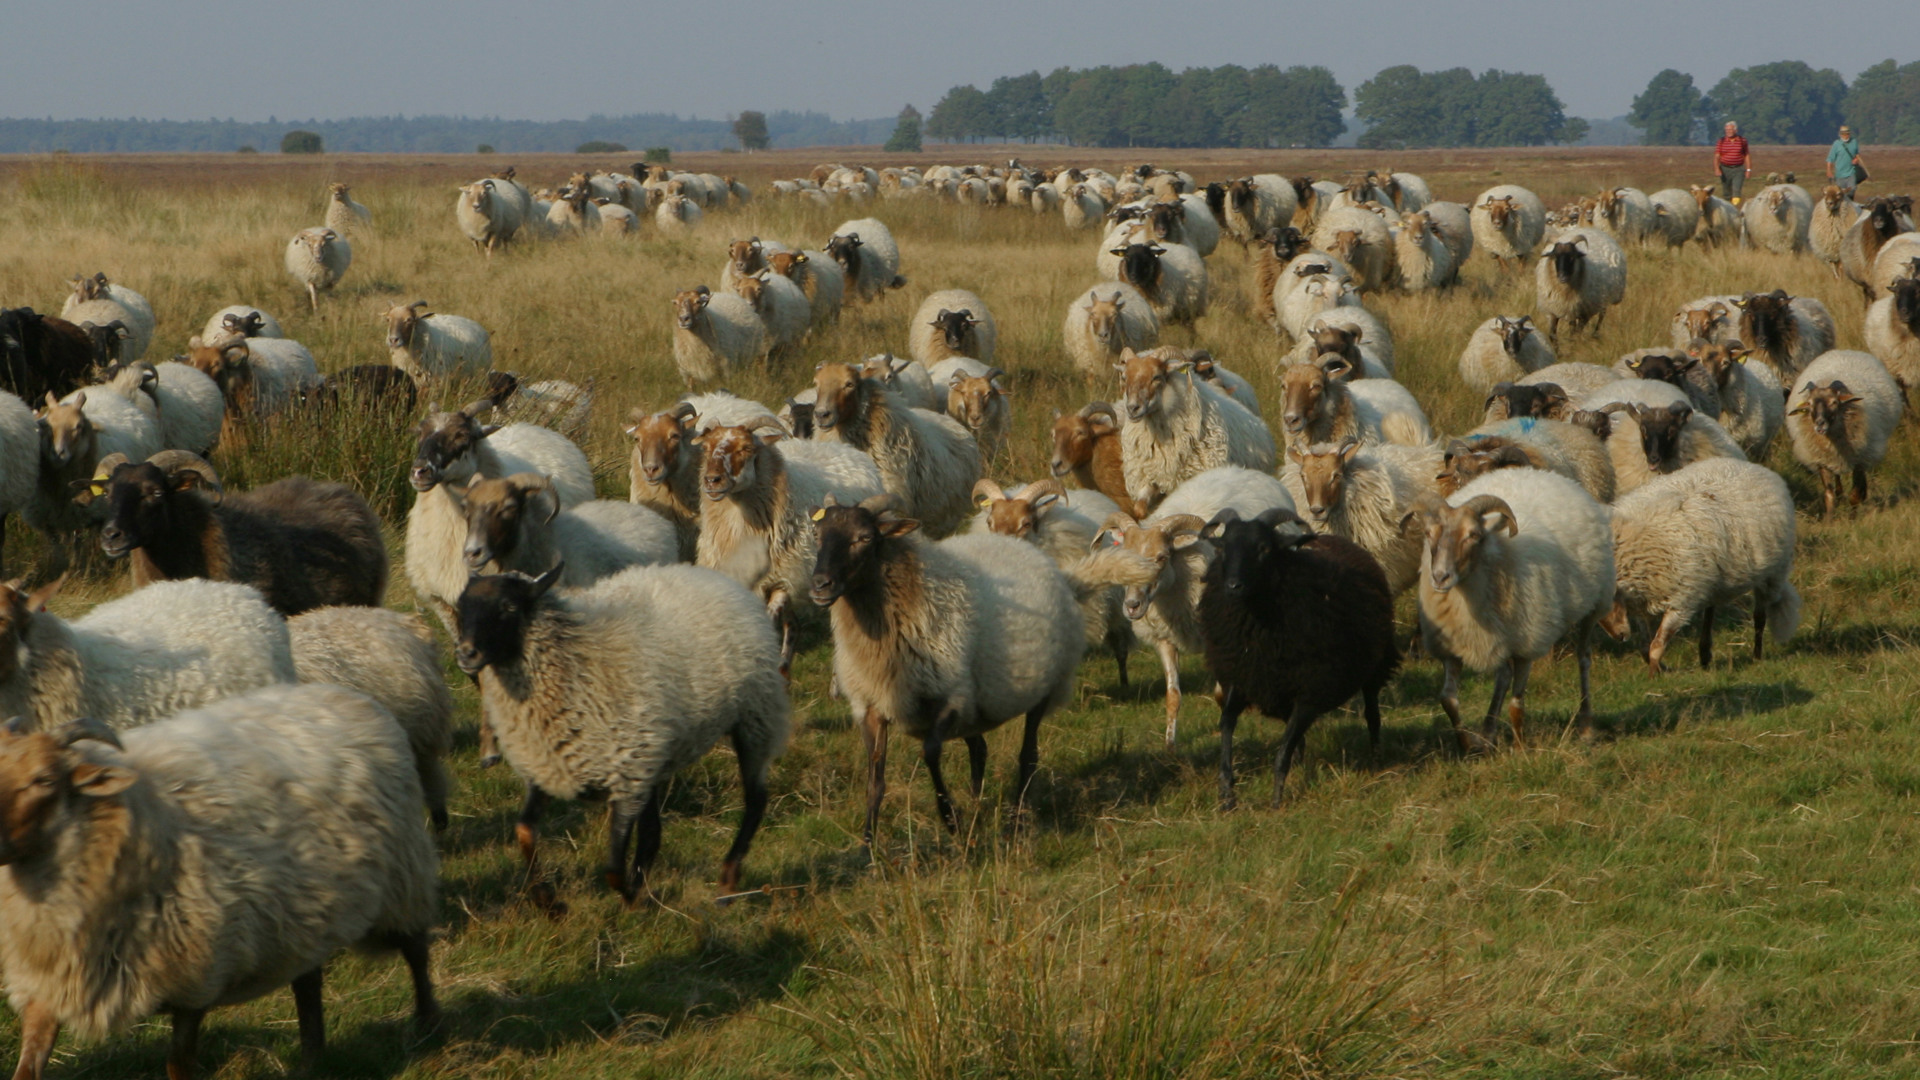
[1827,125,1862,198]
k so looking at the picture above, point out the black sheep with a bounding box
[1197,507,1401,809]
[0,307,96,403]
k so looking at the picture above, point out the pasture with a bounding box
[3,144,1920,1079]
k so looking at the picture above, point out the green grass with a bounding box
[5,148,1920,1078]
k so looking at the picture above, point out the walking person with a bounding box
[1827,125,1864,198]
[1714,121,1752,204]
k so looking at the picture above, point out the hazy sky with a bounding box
[4,0,1909,123]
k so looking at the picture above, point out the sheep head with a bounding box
[1494,316,1536,358]
[411,397,500,491]
[1116,348,1178,422]
[698,418,786,501]
[93,451,222,560]
[1279,361,1336,437]
[1481,380,1567,423]
[221,311,268,339]
[974,478,1065,541]
[1402,210,1432,241]
[1544,239,1587,285]
[726,237,765,277]
[1085,291,1130,352]
[1482,195,1515,229]
[1892,278,1920,336]
[1285,438,1360,526]
[1110,243,1166,291]
[1687,339,1751,391]
[946,369,1006,434]
[453,563,564,675]
[811,362,868,433]
[1605,401,1693,471]
[0,578,65,686]
[1623,351,1698,391]
[0,714,136,867]
[34,392,93,470]
[731,273,767,308]
[1307,324,1364,372]
[1260,226,1306,263]
[767,250,809,280]
[1145,201,1186,242]
[623,402,698,487]
[384,301,430,351]
[1199,507,1313,598]
[809,494,916,607]
[1788,380,1863,441]
[1681,301,1732,342]
[825,232,863,272]
[1822,185,1846,212]
[1407,493,1517,593]
[1050,401,1117,478]
[1092,512,1208,620]
[461,473,559,572]
[928,308,981,352]
[672,287,711,330]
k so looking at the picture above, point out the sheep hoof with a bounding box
[478,753,502,769]
[1456,730,1497,756]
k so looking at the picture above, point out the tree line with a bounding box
[1629,60,1920,146]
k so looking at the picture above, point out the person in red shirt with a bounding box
[1714,121,1751,203]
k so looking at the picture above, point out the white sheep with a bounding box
[932,358,1011,464]
[1869,233,1920,299]
[1743,184,1813,255]
[768,248,846,326]
[1219,175,1296,244]
[34,388,163,522]
[671,286,768,387]
[1392,211,1455,292]
[455,563,791,897]
[1864,279,1920,386]
[1785,350,1906,516]
[1471,185,1548,270]
[1277,357,1429,452]
[1589,187,1656,244]
[656,192,704,235]
[1690,185,1741,247]
[1410,468,1614,749]
[909,288,998,367]
[1605,458,1800,673]
[461,472,678,586]
[1684,340,1784,458]
[827,218,907,302]
[969,478,1132,682]
[1311,206,1395,293]
[1668,295,1742,349]
[183,334,321,420]
[0,685,439,1078]
[1588,395,1746,497]
[1061,184,1106,230]
[731,272,811,360]
[1520,361,1625,400]
[455,179,523,255]
[383,301,491,380]
[283,227,350,310]
[855,353,940,412]
[1730,290,1836,380]
[326,181,371,235]
[547,189,604,234]
[1281,439,1432,595]
[1612,349,1723,416]
[1459,316,1555,392]
[199,305,283,345]
[1064,285,1160,381]
[1646,188,1701,248]
[1809,185,1859,276]
[1279,275,1363,342]
[810,361,980,537]
[1421,200,1473,279]
[106,360,223,456]
[1108,240,1209,325]
[1534,228,1626,344]
[0,392,36,576]
[1115,348,1275,511]
[62,273,154,361]
[1454,417,1616,504]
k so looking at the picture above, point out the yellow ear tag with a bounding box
[810,508,826,521]
[89,483,107,497]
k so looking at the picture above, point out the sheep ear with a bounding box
[26,575,65,613]
[69,761,137,798]
[877,514,920,538]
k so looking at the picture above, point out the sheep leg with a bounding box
[1438,658,1478,755]
[515,785,550,882]
[922,734,960,835]
[1505,659,1532,748]
[1851,465,1870,507]
[166,1008,205,1080]
[292,968,326,1059]
[306,281,319,311]
[861,706,890,847]
[1110,628,1131,689]
[770,589,795,679]
[1272,700,1318,808]
[605,795,644,899]
[1574,619,1598,735]
[1698,604,1717,669]
[1012,704,1047,825]
[720,734,772,894]
[1217,685,1245,811]
[1157,639,1183,748]
[1818,466,1837,518]
[1480,663,1513,744]
[1362,684,1383,754]
[1752,594,1768,661]
[10,1001,58,1080]
[1590,310,1607,338]
[1646,611,1687,674]
[1547,315,1562,347]
[628,790,664,902]
[965,735,989,798]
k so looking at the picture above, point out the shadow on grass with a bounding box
[1603,681,1816,740]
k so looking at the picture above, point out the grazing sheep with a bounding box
[0,687,438,1080]
[456,563,790,898]
[1449,418,1616,504]
[284,227,350,310]
[1116,348,1275,512]
[1743,184,1812,254]
[1603,458,1800,673]
[383,300,491,380]
[1277,357,1430,452]
[810,495,1083,842]
[1589,187,1656,244]
[326,181,371,235]
[1864,278,1920,386]
[1647,188,1701,248]
[1689,185,1741,247]
[730,272,811,359]
[810,362,980,537]
[1534,229,1627,345]
[1786,350,1906,516]
[1198,507,1400,807]
[971,478,1131,684]
[461,472,677,586]
[1408,469,1614,749]
[1731,290,1835,379]
[1471,185,1548,270]
[1392,210,1455,292]
[1613,349,1722,416]
[1841,197,1910,300]
[1064,285,1160,381]
[1684,340,1784,457]
[199,305,283,345]
[1108,241,1209,325]
[1459,316,1555,392]
[91,450,387,616]
[1312,207,1395,293]
[1049,401,1134,514]
[909,289,998,366]
[827,218,907,301]
[1280,438,1431,595]
[1809,185,1859,277]
[671,286,768,387]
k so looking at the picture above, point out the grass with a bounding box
[4,145,1920,1078]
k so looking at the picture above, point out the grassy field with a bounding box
[4,144,1920,1079]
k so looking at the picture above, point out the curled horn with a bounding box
[90,452,131,480]
[1459,494,1519,536]
[149,450,224,500]
[1202,506,1243,536]
[1023,477,1067,504]
[57,717,123,751]
[1079,401,1119,425]
[972,478,1008,505]
[668,401,698,425]
[512,473,560,523]
[408,300,429,313]
[744,414,789,437]
[1489,445,1533,468]
[1156,513,1208,539]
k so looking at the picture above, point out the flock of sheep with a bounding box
[0,151,1917,1078]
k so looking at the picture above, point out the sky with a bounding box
[3,0,1910,124]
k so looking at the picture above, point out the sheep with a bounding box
[1471,185,1548,270]
[183,335,320,431]
[0,308,95,404]
[942,364,1011,464]
[1731,290,1835,380]
[1280,438,1431,595]
[1219,175,1296,245]
[1809,185,1859,277]
[382,300,491,380]
[1278,274,1363,343]
[1196,507,1400,807]
[1646,188,1702,248]
[827,218,907,302]
[1407,468,1614,749]
[721,236,779,291]
[326,181,371,235]
[461,471,677,588]
[1049,400,1134,515]
[1865,278,1920,386]
[971,478,1131,683]
[1108,241,1209,325]
[26,387,162,563]
[90,450,387,616]
[1668,295,1742,349]
[1392,210,1454,292]
[1786,350,1906,517]
[455,563,790,898]
[0,686,438,1080]
[1311,206,1395,293]
[0,576,295,732]
[1482,381,1572,425]
[1116,348,1275,512]
[693,420,885,670]
[1613,349,1722,416]
[625,393,778,559]
[547,187,604,233]
[1078,467,1293,746]
[1287,319,1393,379]
[199,305,283,345]
[1689,185,1741,247]
[671,285,769,387]
[61,273,153,362]
[285,606,454,827]
[1602,458,1800,674]
[1593,399,1747,497]
[656,192,704,235]
[1686,339,1784,457]
[810,362,980,537]
[1459,316,1555,392]
[1421,200,1473,278]
[1064,285,1160,381]
[1589,187,1656,244]
[1448,418,1616,504]
[730,271,811,359]
[482,371,595,442]
[409,396,594,509]
[909,289,998,367]
[848,352,937,412]
[0,391,36,568]
[1842,197,1914,299]
[1534,229,1627,345]
[810,494,1083,842]
[59,302,149,366]
[767,248,846,326]
[283,226,350,310]
[1520,360,1619,399]
[1278,356,1430,453]
[1251,227,1311,329]
[1177,350,1262,418]
[1138,195,1220,256]
[1869,234,1920,300]
[1062,183,1106,230]
[1743,183,1812,255]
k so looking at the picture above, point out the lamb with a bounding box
[325,181,371,235]
[1447,418,1616,504]
[1278,357,1430,452]
[1646,188,1701,248]
[1686,339,1785,457]
[1459,316,1555,392]
[0,577,295,733]
[1785,350,1906,517]
[1742,183,1812,255]
[1471,185,1548,270]
[672,285,769,387]
[1809,185,1858,277]
[1534,229,1627,345]
[943,364,1011,464]
[1613,349,1722,416]
[1280,438,1431,595]
[90,450,387,616]
[1689,185,1741,247]
[694,421,885,670]
[1116,348,1275,512]
[1869,233,1920,300]
[810,494,1083,842]
[383,300,492,380]
[1049,401,1135,515]
[283,226,350,310]
[971,478,1131,683]
[199,305,283,345]
[458,180,526,256]
[1197,507,1400,807]
[1392,210,1455,291]
[0,308,96,403]
[730,272,811,359]
[461,472,677,587]
[62,273,154,362]
[0,685,438,1080]
[183,334,321,427]
[810,362,980,537]
[455,563,790,898]
[1841,196,1910,300]
[0,391,36,576]
[1589,187,1656,244]
[827,218,908,302]
[1108,240,1209,324]
[1594,400,1747,497]
[1064,285,1160,381]
[1407,469,1614,749]
[909,289,998,366]
[1078,466,1294,745]
[1731,290,1835,379]
[1311,206,1395,293]
[1602,458,1800,673]
[767,248,846,326]
[1864,278,1920,386]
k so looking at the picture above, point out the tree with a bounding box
[1628,69,1709,145]
[575,140,627,153]
[1357,66,1580,148]
[280,130,323,154]
[475,143,495,154]
[884,105,923,152]
[1708,61,1848,144]
[1475,70,1584,146]
[1356,66,1455,149]
[926,85,991,142]
[986,72,1050,141]
[1846,60,1920,145]
[732,111,770,151]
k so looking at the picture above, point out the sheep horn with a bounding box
[668,402,698,424]
[1023,477,1067,503]
[149,450,224,498]
[1157,513,1208,540]
[56,717,122,751]
[519,473,561,524]
[972,478,1007,506]
[1459,494,1519,536]
[90,452,131,480]
[409,300,429,313]
[1080,401,1118,424]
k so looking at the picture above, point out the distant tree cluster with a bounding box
[925,64,1348,148]
[1354,67,1586,149]
[1628,60,1920,145]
